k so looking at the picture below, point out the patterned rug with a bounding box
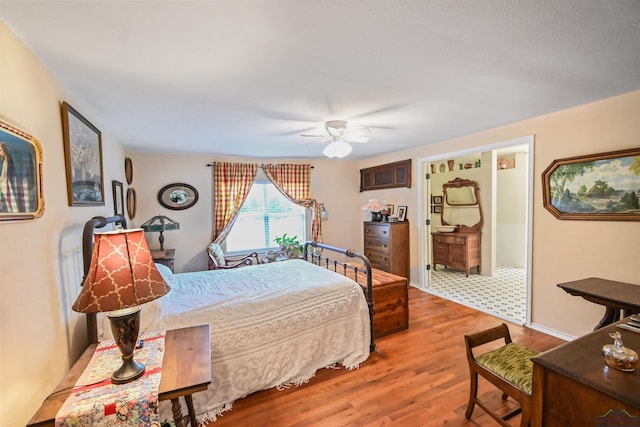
[427,265,527,325]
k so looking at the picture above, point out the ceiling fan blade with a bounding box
[344,125,372,143]
[304,137,332,144]
[300,133,328,138]
[345,135,371,144]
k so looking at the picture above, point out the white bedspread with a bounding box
[155,259,371,423]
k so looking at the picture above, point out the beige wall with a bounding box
[0,22,128,425]
[129,153,361,272]
[357,90,640,338]
[2,17,640,426]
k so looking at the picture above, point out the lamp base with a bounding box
[108,307,145,384]
[370,212,383,222]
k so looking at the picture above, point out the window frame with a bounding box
[224,177,311,256]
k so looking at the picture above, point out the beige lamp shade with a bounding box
[73,229,170,314]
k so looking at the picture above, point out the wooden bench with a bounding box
[464,324,539,427]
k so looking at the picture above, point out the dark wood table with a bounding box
[531,317,640,427]
[27,324,211,427]
[558,277,640,330]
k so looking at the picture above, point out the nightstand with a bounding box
[27,324,211,427]
[152,248,175,272]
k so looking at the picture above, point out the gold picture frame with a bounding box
[0,118,44,221]
[61,102,104,206]
[542,147,640,221]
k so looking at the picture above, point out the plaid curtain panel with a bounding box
[262,163,322,243]
[212,162,259,243]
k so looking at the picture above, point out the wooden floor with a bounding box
[204,287,565,427]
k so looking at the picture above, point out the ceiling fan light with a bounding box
[323,140,352,158]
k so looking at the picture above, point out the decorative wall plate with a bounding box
[158,183,198,210]
[126,187,137,219]
[124,157,133,185]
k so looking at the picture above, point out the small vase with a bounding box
[439,163,445,173]
[602,331,638,372]
[447,160,455,171]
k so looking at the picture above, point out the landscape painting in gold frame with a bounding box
[0,118,44,221]
[542,148,640,221]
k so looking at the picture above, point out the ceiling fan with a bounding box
[301,120,372,158]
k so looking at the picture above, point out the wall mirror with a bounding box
[441,178,483,232]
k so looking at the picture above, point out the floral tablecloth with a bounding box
[55,330,166,427]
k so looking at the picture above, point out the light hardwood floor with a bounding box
[205,287,565,426]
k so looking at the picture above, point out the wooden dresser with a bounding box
[363,221,410,279]
[431,231,480,276]
[531,318,640,426]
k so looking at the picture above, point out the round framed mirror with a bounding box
[158,183,199,210]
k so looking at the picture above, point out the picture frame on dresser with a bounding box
[397,205,407,222]
[61,102,104,206]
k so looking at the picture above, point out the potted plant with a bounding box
[274,234,303,258]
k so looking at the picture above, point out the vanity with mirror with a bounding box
[431,178,482,276]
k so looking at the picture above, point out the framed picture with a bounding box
[158,183,199,210]
[0,119,44,221]
[112,180,124,221]
[431,205,442,214]
[542,148,640,221]
[126,188,137,219]
[61,102,104,206]
[432,195,443,205]
[384,204,394,215]
[397,205,408,222]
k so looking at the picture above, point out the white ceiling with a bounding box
[2,1,639,159]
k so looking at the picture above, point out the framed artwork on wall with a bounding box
[112,180,124,222]
[158,183,199,210]
[61,102,104,206]
[542,147,640,221]
[0,118,44,221]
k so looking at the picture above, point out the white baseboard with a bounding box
[527,322,575,342]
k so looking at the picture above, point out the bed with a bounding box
[81,215,374,423]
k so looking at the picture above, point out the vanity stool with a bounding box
[464,323,539,427]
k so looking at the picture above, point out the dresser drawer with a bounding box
[366,250,390,267]
[433,233,465,245]
[364,237,390,253]
[363,224,390,239]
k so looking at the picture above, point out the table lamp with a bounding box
[141,215,180,251]
[72,229,171,384]
[361,199,384,222]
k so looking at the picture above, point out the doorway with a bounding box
[417,136,533,325]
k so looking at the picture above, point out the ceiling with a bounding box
[2,1,639,160]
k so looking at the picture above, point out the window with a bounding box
[225,181,307,253]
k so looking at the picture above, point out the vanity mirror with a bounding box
[432,178,483,276]
[441,178,483,233]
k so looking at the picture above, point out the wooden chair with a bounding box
[207,243,260,270]
[464,323,539,427]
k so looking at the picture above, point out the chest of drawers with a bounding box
[363,221,410,279]
[431,231,480,276]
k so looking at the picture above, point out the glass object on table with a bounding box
[602,331,638,372]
